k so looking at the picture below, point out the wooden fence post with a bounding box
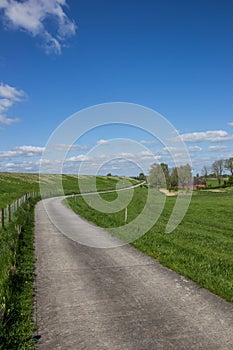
[8,204,11,222]
[0,191,40,229]
[1,208,4,228]
[125,207,128,223]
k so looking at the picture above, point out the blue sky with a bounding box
[0,0,233,176]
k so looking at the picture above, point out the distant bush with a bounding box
[228,175,233,185]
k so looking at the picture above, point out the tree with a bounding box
[212,159,224,185]
[138,172,147,181]
[224,157,233,175]
[202,166,208,178]
[228,175,233,185]
[201,166,208,182]
[148,163,167,188]
[170,167,179,187]
[160,163,170,188]
[178,164,192,188]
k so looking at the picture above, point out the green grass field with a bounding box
[0,172,232,347]
[1,172,232,305]
[67,188,233,302]
[0,172,137,208]
[0,173,39,208]
[206,177,230,187]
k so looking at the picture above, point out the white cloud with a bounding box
[0,160,40,172]
[176,130,233,143]
[67,154,89,162]
[0,82,26,125]
[139,150,153,156]
[228,122,233,127]
[118,152,135,158]
[162,146,179,153]
[189,146,202,152]
[16,145,45,153]
[0,115,19,125]
[138,150,159,161]
[53,143,88,151]
[208,145,228,152]
[0,145,45,159]
[0,82,25,100]
[0,0,76,54]
[116,158,130,164]
[0,98,13,112]
[96,139,110,145]
[140,140,157,145]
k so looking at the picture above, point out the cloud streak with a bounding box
[189,146,202,152]
[0,82,25,100]
[0,0,76,54]
[0,145,45,160]
[52,144,88,151]
[0,115,19,125]
[208,145,228,152]
[176,130,233,143]
[96,139,110,145]
[140,140,158,145]
[0,82,26,125]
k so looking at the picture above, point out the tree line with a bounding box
[202,157,233,185]
[148,163,192,189]
[146,156,233,189]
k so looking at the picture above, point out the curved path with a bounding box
[34,197,233,349]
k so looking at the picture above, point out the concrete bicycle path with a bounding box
[34,196,233,349]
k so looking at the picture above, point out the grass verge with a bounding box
[0,198,39,349]
[67,188,233,302]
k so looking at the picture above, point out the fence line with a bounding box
[0,192,40,229]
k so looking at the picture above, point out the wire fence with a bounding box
[0,192,40,229]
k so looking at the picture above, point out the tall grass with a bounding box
[0,198,39,349]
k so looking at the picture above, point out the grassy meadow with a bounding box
[0,173,39,208]
[0,170,232,334]
[67,187,233,302]
[0,172,137,208]
[206,178,222,187]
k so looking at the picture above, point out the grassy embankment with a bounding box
[67,187,233,302]
[0,173,41,348]
[0,198,38,349]
[0,172,136,208]
[0,172,138,349]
